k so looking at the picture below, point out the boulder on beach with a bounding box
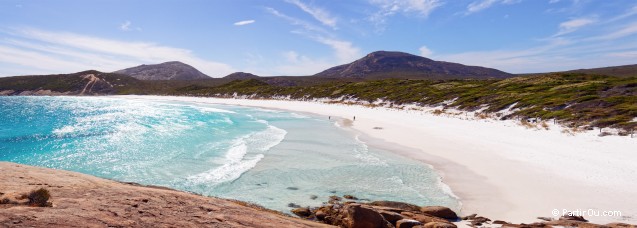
[343,204,393,228]
[419,206,458,220]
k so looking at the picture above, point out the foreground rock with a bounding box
[0,162,330,227]
[293,196,637,228]
[293,197,458,228]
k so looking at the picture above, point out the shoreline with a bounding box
[120,95,637,224]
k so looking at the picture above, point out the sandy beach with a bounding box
[123,95,637,224]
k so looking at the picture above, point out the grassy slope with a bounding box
[170,74,637,132]
[1,71,635,132]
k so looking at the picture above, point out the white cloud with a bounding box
[369,0,443,30]
[266,7,361,65]
[466,0,523,14]
[285,0,337,29]
[606,51,637,58]
[0,28,235,77]
[233,20,255,26]
[119,20,141,32]
[314,37,361,63]
[554,17,596,36]
[549,0,561,3]
[590,22,637,41]
[419,46,434,57]
[467,0,498,13]
[119,21,132,31]
[432,32,637,73]
[274,51,334,75]
[265,7,328,35]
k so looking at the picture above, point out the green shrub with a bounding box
[27,188,51,207]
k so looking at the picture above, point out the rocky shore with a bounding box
[290,196,636,228]
[0,162,328,227]
[1,162,635,228]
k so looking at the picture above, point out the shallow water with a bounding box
[0,96,459,212]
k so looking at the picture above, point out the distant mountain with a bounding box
[115,61,210,80]
[223,72,260,80]
[563,64,637,78]
[0,70,139,96]
[314,51,512,79]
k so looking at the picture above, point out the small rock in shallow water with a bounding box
[310,195,318,200]
[287,203,301,208]
[291,207,312,218]
[286,187,299,190]
[343,195,358,200]
[461,214,477,220]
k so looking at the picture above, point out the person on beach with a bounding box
[353,116,356,121]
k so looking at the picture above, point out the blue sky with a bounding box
[1,0,636,77]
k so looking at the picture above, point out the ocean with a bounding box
[0,96,459,212]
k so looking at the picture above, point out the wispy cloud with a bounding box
[233,20,255,26]
[466,0,522,14]
[314,37,360,63]
[434,29,637,73]
[554,17,596,36]
[274,50,334,75]
[119,20,141,31]
[285,0,337,29]
[0,28,235,77]
[368,0,443,31]
[589,21,637,41]
[265,7,328,35]
[266,7,361,65]
[119,21,132,31]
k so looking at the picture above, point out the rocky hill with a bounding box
[0,162,329,227]
[224,72,260,80]
[115,61,210,80]
[314,51,512,79]
[0,70,139,96]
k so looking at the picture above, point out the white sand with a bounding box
[121,95,637,224]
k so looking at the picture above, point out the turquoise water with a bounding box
[0,96,459,212]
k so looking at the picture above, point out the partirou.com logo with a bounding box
[552,209,622,217]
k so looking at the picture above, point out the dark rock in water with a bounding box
[369,201,421,211]
[310,195,318,200]
[287,203,301,208]
[468,216,492,226]
[329,190,337,194]
[286,187,299,190]
[396,219,422,228]
[559,214,588,222]
[423,222,457,228]
[291,207,312,218]
[315,210,327,221]
[493,220,509,224]
[419,206,458,220]
[461,214,477,220]
[328,195,342,204]
[343,204,393,228]
[344,195,358,200]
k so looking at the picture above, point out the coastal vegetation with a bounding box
[169,73,637,133]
